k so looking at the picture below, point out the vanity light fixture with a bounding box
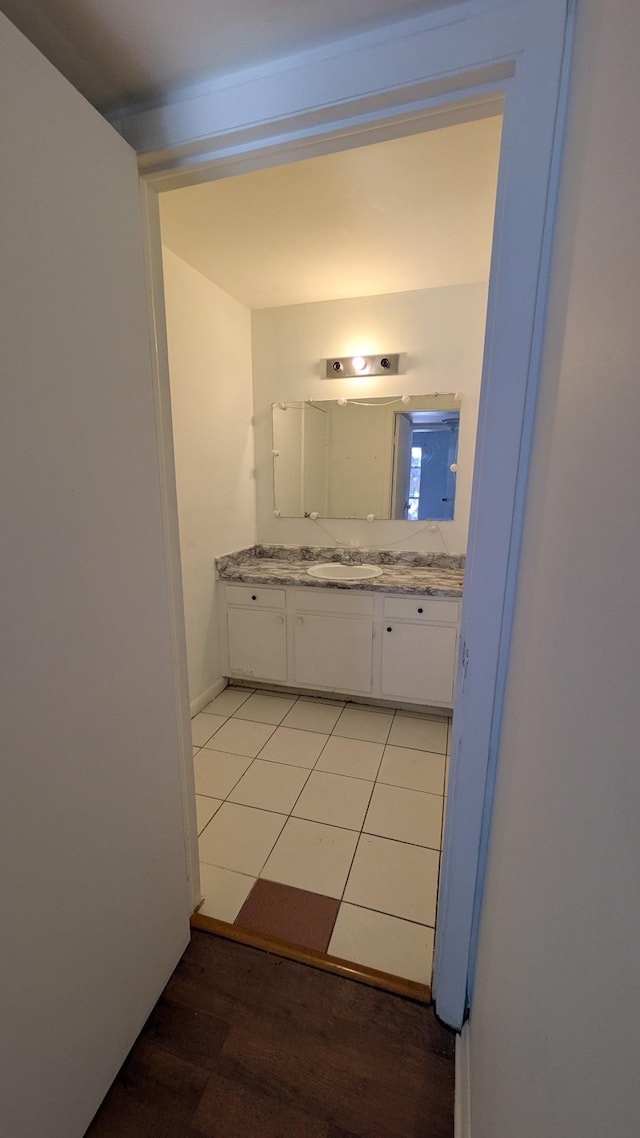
[324,353,401,378]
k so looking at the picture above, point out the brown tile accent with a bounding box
[235,878,339,952]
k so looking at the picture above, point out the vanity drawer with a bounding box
[225,584,286,609]
[383,596,460,624]
[294,588,374,617]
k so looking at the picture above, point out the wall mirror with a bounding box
[272,395,460,521]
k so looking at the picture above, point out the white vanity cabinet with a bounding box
[220,581,460,707]
[380,597,459,705]
[224,585,287,683]
[293,589,374,694]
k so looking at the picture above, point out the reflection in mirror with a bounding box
[272,396,460,521]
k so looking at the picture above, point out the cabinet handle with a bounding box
[386,626,393,632]
[276,615,284,625]
[417,607,423,613]
[297,616,304,625]
[251,594,257,601]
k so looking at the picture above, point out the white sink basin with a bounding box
[306,562,383,581]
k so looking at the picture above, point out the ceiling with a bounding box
[159,115,502,309]
[0,0,465,111]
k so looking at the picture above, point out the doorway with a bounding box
[153,114,501,996]
[138,1,571,1030]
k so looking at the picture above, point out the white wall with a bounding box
[161,247,256,709]
[467,3,640,1135]
[0,13,191,1138]
[252,284,487,552]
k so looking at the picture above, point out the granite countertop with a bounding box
[216,544,464,597]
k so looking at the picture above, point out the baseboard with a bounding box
[455,1020,471,1138]
[190,676,226,718]
[231,677,452,718]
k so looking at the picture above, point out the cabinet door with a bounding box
[228,608,287,682]
[381,622,457,704]
[294,614,373,693]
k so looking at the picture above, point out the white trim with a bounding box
[464,0,577,999]
[455,1022,472,1138]
[143,88,506,194]
[190,677,226,718]
[139,181,200,916]
[107,0,511,121]
[433,0,574,1027]
[113,2,525,169]
[138,0,573,1027]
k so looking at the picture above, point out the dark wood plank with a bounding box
[218,1016,452,1137]
[85,930,454,1137]
[143,998,229,1072]
[192,1072,329,1137]
[85,1038,208,1136]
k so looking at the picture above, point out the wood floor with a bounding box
[85,930,455,1137]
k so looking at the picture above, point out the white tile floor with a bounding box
[193,686,450,986]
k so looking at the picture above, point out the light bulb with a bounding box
[352,356,367,372]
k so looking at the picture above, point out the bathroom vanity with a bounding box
[216,546,464,709]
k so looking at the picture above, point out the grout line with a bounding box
[340,830,365,904]
[306,721,335,773]
[298,768,376,786]
[280,708,345,732]
[285,811,369,835]
[198,860,257,883]
[336,898,436,931]
[195,797,224,839]
[377,775,446,794]
[353,771,379,856]
[371,784,445,802]
[286,763,317,818]
[221,756,262,804]
[231,764,314,817]
[361,827,442,854]
[254,831,288,879]
[384,740,448,757]
[357,829,443,853]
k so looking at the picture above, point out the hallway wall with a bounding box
[468,2,640,1134]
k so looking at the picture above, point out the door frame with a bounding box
[137,0,575,1028]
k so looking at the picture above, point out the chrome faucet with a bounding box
[340,547,354,564]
